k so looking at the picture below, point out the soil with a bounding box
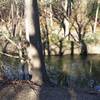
[0,80,100,100]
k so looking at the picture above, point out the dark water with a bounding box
[45,55,100,88]
[0,54,100,88]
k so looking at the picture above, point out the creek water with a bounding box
[0,54,100,88]
[45,55,100,88]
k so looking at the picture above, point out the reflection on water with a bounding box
[45,55,100,88]
[0,54,100,88]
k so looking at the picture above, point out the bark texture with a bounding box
[25,0,49,84]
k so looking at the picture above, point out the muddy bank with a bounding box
[0,80,99,100]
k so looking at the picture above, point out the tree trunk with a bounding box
[80,40,88,57]
[70,41,74,56]
[49,0,53,27]
[45,23,51,57]
[93,1,99,39]
[62,0,69,37]
[25,0,49,85]
[59,40,63,57]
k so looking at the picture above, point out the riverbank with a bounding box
[0,25,100,56]
[0,80,99,100]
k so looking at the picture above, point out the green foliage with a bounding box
[49,33,60,44]
[84,36,95,44]
[0,0,24,21]
[88,0,100,19]
[84,33,99,44]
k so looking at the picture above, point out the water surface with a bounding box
[0,54,100,88]
[45,55,100,88]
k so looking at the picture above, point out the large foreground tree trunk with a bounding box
[25,0,49,85]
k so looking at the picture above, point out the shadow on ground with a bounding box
[0,81,100,100]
